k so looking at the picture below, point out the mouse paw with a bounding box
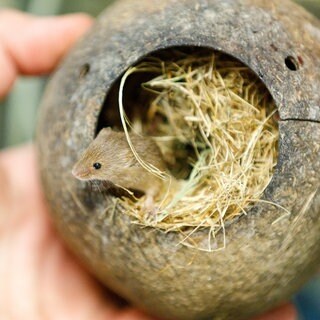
[144,206,161,224]
[143,194,155,211]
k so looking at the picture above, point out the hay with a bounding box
[118,49,279,240]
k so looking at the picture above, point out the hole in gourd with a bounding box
[285,56,299,71]
[79,63,90,79]
[96,46,279,243]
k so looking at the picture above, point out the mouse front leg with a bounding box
[144,189,156,212]
[143,182,163,219]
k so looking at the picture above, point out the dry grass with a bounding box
[117,49,279,244]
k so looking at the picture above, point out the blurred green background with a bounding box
[0,0,319,148]
[0,1,319,319]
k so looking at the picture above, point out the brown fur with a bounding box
[72,128,166,196]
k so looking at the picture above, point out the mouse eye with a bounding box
[93,163,102,170]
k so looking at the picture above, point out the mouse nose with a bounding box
[72,166,90,180]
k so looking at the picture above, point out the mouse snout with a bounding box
[72,166,91,180]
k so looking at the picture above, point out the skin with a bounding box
[0,9,297,320]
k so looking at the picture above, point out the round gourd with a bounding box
[36,1,320,319]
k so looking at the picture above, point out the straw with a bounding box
[118,49,279,244]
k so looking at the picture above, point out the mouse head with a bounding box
[72,127,117,181]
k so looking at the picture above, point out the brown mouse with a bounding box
[72,127,167,206]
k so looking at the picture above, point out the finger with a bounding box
[0,144,49,319]
[252,303,297,320]
[0,9,93,98]
[116,308,160,320]
[0,144,38,230]
[0,145,40,214]
[0,145,119,319]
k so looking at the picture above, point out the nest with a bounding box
[117,48,279,242]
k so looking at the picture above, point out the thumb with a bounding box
[0,10,93,98]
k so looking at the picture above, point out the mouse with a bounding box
[72,127,168,208]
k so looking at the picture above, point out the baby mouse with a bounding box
[72,127,167,208]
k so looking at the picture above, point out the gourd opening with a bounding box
[96,46,279,241]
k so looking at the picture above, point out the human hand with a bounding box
[0,9,296,320]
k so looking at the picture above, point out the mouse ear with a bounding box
[100,127,112,135]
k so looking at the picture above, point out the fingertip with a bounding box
[281,303,297,320]
[58,12,93,27]
[253,303,297,320]
[0,10,94,83]
[116,308,158,320]
[17,13,94,75]
[0,48,16,99]
[51,13,93,39]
